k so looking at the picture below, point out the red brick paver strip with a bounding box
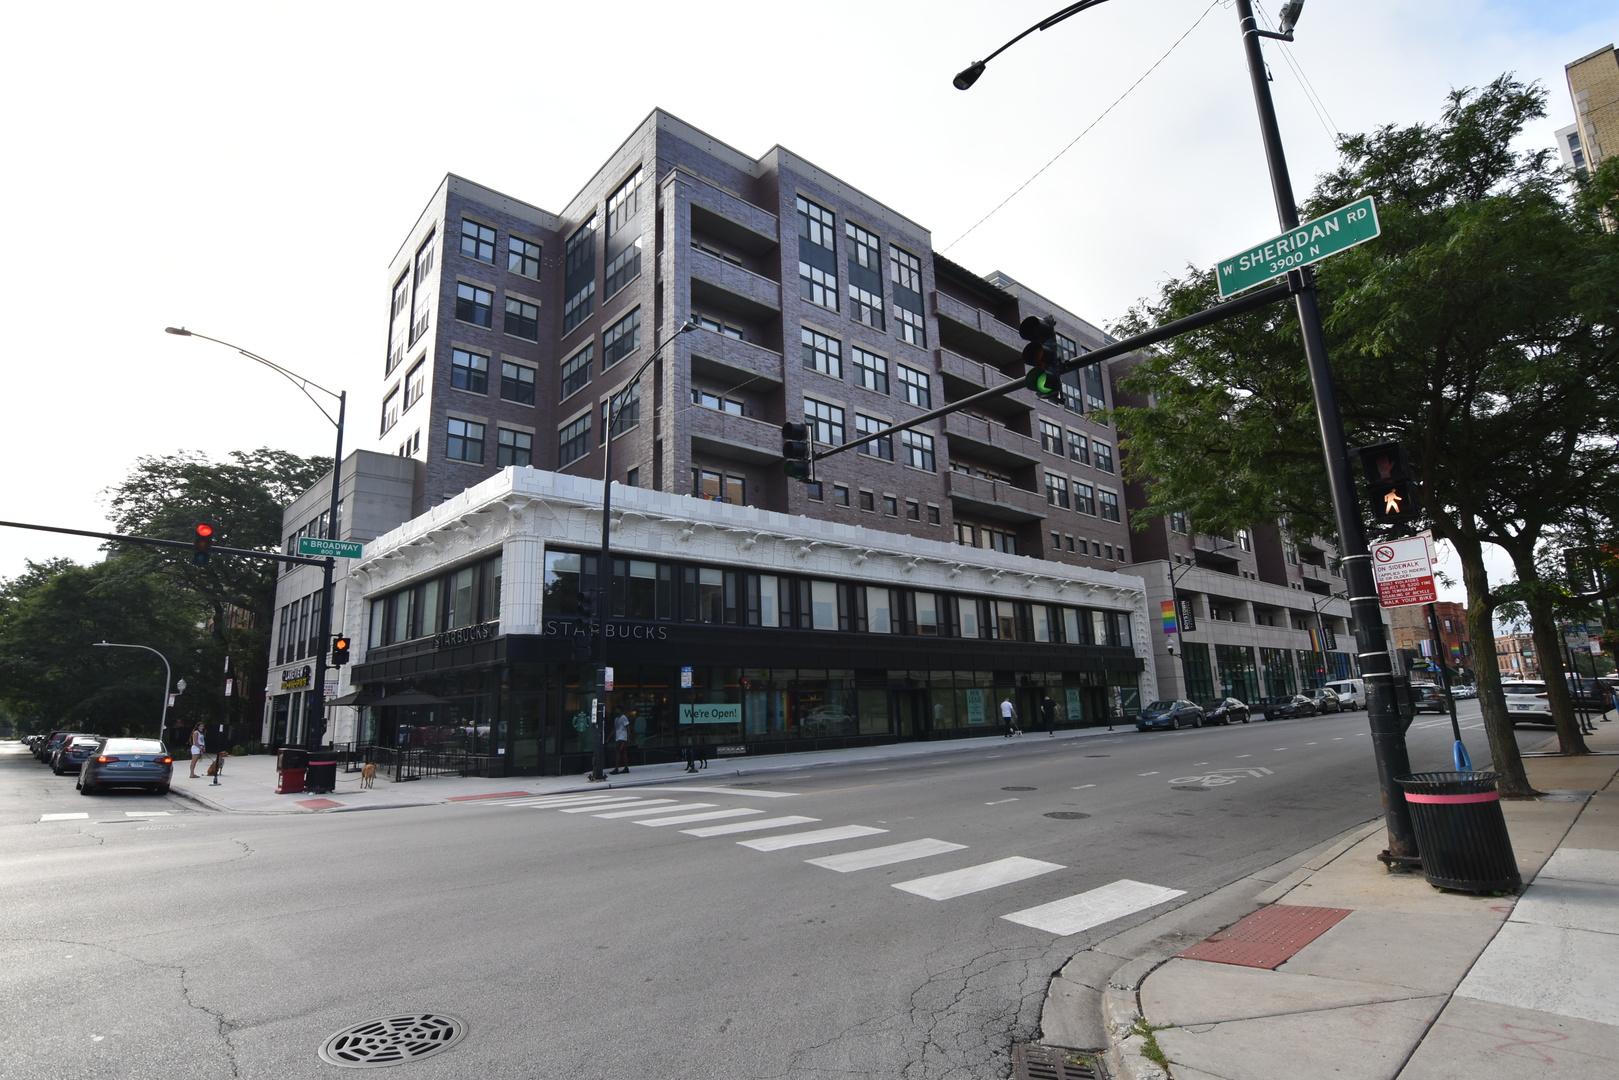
[1176,903,1353,969]
[296,798,344,810]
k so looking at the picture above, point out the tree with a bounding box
[1113,77,1619,795]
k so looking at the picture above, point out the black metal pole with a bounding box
[307,391,345,751]
[1233,0,1416,861]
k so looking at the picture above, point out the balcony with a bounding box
[937,349,1035,417]
[945,471,1047,523]
[685,179,780,256]
[690,333,785,389]
[932,290,1023,364]
[942,411,1040,469]
[690,248,781,323]
[688,407,782,465]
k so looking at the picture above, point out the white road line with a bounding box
[1072,784,1095,790]
[1002,879,1186,936]
[500,794,624,807]
[1237,754,1252,758]
[807,838,968,872]
[637,808,764,827]
[1194,762,1209,766]
[985,798,1020,805]
[625,786,796,799]
[554,798,655,813]
[593,802,715,818]
[894,856,1064,900]
[40,813,89,822]
[739,825,889,851]
[125,811,170,818]
[681,815,821,837]
[1138,772,1159,776]
[1273,748,1288,751]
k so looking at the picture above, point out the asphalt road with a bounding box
[0,703,1545,1080]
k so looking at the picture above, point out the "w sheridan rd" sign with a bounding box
[1215,196,1380,298]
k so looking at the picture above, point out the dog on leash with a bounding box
[683,745,708,773]
[359,762,377,789]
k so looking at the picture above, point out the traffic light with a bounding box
[193,522,215,567]
[577,587,595,620]
[781,421,814,482]
[1358,441,1418,526]
[1019,315,1063,400]
[330,636,351,666]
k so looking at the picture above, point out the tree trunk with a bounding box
[1525,589,1590,755]
[1453,534,1537,796]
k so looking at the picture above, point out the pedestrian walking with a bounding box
[610,709,631,774]
[1041,694,1057,736]
[189,723,206,778]
[1001,697,1021,738]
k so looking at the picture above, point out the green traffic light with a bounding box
[1025,368,1061,400]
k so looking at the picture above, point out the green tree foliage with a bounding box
[1112,77,1619,793]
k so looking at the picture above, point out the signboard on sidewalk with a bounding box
[1371,535,1438,608]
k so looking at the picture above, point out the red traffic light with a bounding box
[193,522,215,567]
[330,636,351,666]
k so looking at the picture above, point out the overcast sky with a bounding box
[3,1,1613,605]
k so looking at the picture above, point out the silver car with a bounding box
[78,738,174,795]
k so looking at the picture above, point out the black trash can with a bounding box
[305,759,338,794]
[1396,772,1521,893]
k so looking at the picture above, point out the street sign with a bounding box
[297,537,364,559]
[1371,535,1437,608]
[680,666,693,688]
[1215,196,1381,298]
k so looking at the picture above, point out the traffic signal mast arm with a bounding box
[0,519,328,568]
[809,276,1299,463]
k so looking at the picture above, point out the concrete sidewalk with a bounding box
[1091,722,1619,1080]
[164,723,1138,815]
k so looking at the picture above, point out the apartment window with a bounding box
[601,383,640,441]
[387,273,410,374]
[806,481,823,501]
[852,346,888,394]
[1068,430,1090,464]
[604,169,644,299]
[558,413,591,466]
[859,490,875,512]
[693,468,744,504]
[380,388,399,435]
[1052,531,1062,550]
[890,245,925,347]
[605,237,642,299]
[560,345,592,400]
[602,307,641,369]
[1099,490,1121,521]
[410,234,435,344]
[1074,481,1095,515]
[562,216,597,334]
[607,168,642,233]
[927,504,940,524]
[1040,420,1063,454]
[404,358,427,410]
[460,219,496,263]
[901,429,935,472]
[501,361,536,405]
[697,314,745,340]
[508,236,541,278]
[456,283,493,327]
[796,196,838,310]
[1170,511,1189,534]
[804,398,844,445]
[1084,364,1107,412]
[1093,440,1114,473]
[1238,528,1253,552]
[625,467,640,487]
[906,500,920,521]
[497,428,532,467]
[955,522,976,547]
[801,327,842,379]
[833,485,850,506]
[845,222,884,329]
[883,495,899,516]
[1054,331,1079,364]
[505,298,539,340]
[451,348,489,394]
[1061,379,1084,415]
[1045,473,1070,509]
[897,366,931,408]
[692,388,744,415]
[856,414,893,460]
[446,418,484,463]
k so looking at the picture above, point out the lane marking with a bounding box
[1002,879,1187,936]
[1138,772,1159,776]
[1072,783,1096,790]
[739,825,889,851]
[124,811,170,818]
[593,802,715,818]
[629,786,796,798]
[637,808,763,827]
[568,798,675,814]
[894,856,1064,900]
[40,813,89,822]
[808,838,967,872]
[1237,754,1252,758]
[552,797,648,813]
[500,794,625,808]
[985,798,1020,805]
[681,815,821,837]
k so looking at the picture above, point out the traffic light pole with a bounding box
[307,390,345,751]
[1232,0,1415,861]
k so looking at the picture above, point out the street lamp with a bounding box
[92,641,174,742]
[587,317,699,783]
[165,326,347,751]
[954,0,1418,862]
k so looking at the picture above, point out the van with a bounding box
[1324,678,1366,711]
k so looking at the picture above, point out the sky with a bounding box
[2,0,1614,606]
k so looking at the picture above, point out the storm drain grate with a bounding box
[1011,1043,1098,1079]
[1043,811,1091,820]
[1002,786,1038,791]
[318,1013,467,1068]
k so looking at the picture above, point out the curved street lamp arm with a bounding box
[164,327,343,428]
[954,1,1116,88]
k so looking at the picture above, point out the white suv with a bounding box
[1501,680,1552,726]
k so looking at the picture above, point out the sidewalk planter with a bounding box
[1396,771,1521,893]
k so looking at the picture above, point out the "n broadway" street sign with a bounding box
[1215,196,1381,299]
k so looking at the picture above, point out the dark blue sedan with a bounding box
[78,738,173,795]
[1136,699,1205,731]
[52,736,104,775]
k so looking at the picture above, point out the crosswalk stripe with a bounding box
[125,811,170,818]
[682,815,822,837]
[500,794,623,807]
[40,813,89,822]
[637,808,764,827]
[738,825,888,851]
[893,856,1064,900]
[1001,879,1186,935]
[806,838,968,872]
[553,798,653,813]
[593,802,716,819]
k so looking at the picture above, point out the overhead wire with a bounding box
[1255,1,1339,142]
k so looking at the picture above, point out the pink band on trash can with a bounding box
[1403,791,1499,804]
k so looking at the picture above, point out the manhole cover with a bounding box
[1002,786,1037,791]
[1011,1042,1098,1079]
[1172,785,1212,792]
[1044,811,1091,820]
[318,1014,467,1068]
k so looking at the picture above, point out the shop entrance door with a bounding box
[510,695,543,775]
[893,689,928,739]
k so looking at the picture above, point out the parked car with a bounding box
[1451,684,1477,699]
[36,731,87,763]
[52,736,103,775]
[1567,677,1612,713]
[1324,678,1366,710]
[1304,687,1343,713]
[1136,699,1204,731]
[1501,680,1552,726]
[1203,698,1250,725]
[78,738,174,795]
[1412,684,1448,713]
[1265,694,1319,720]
